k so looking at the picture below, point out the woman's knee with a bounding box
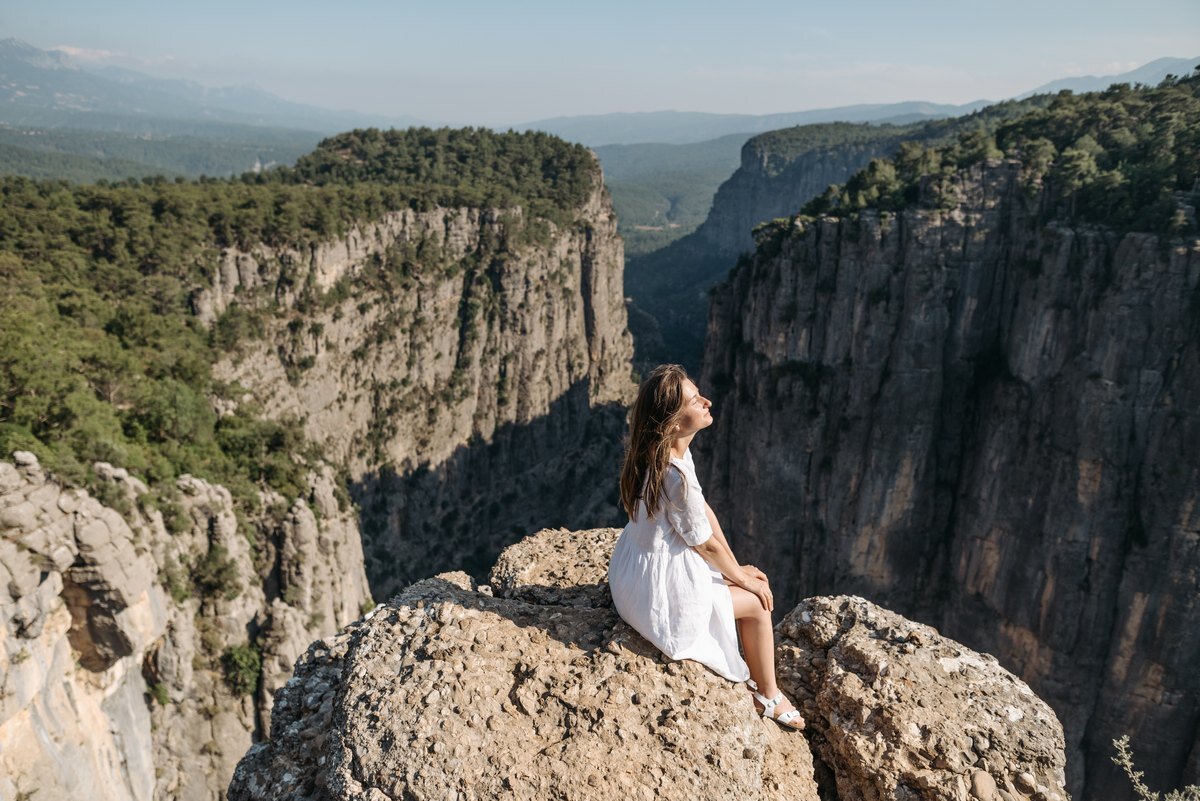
[730,588,771,622]
[748,601,771,623]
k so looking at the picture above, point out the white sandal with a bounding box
[747,679,805,730]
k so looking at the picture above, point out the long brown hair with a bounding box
[619,364,690,520]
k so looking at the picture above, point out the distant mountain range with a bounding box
[525,57,1200,145]
[2,36,1197,198]
[513,102,993,146]
[1020,56,1200,97]
[4,38,1194,148]
[0,38,425,134]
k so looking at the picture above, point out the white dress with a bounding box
[607,448,750,682]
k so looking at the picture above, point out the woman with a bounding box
[607,364,804,729]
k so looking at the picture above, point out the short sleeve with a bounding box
[663,461,713,547]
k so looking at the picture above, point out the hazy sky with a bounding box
[4,0,1198,124]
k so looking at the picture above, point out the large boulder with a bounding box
[230,527,819,800]
[777,596,1069,801]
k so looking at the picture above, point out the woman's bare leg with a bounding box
[728,584,799,718]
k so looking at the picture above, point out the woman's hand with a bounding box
[737,573,773,612]
[742,564,768,582]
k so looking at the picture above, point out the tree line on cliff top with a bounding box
[789,70,1200,234]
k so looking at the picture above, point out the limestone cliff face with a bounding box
[211,178,635,596]
[1,452,165,801]
[697,159,1200,799]
[698,136,908,263]
[0,452,371,801]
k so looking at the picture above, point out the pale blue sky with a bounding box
[3,0,1198,124]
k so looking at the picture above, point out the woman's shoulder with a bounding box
[666,450,699,486]
[668,448,696,471]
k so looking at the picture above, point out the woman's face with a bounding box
[674,379,713,437]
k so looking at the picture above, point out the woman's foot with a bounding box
[748,681,805,730]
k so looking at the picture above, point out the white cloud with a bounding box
[50,45,180,70]
[51,45,118,62]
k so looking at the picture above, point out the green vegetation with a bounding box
[192,543,240,601]
[221,643,262,695]
[0,123,320,183]
[748,122,925,177]
[147,682,170,706]
[0,217,320,514]
[608,179,715,256]
[1112,736,1200,801]
[736,97,1056,181]
[0,139,172,183]
[283,127,597,226]
[0,108,325,176]
[799,72,1200,234]
[0,127,592,583]
[160,556,191,604]
[137,484,190,534]
[597,134,748,256]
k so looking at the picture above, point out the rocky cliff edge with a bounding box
[231,527,1067,801]
[1,451,372,801]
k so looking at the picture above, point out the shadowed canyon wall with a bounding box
[625,103,1052,370]
[697,160,1200,799]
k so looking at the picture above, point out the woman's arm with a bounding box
[702,501,732,551]
[700,502,768,581]
[692,536,774,611]
[692,533,748,584]
[692,502,774,610]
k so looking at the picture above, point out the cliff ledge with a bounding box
[231,527,1067,801]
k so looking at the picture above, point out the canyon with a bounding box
[2,91,1196,800]
[0,450,371,800]
[625,126,908,368]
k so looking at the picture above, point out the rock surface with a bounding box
[231,527,1069,801]
[1,452,372,801]
[698,159,1200,798]
[777,596,1067,801]
[488,525,617,608]
[230,527,819,800]
[1,453,166,801]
